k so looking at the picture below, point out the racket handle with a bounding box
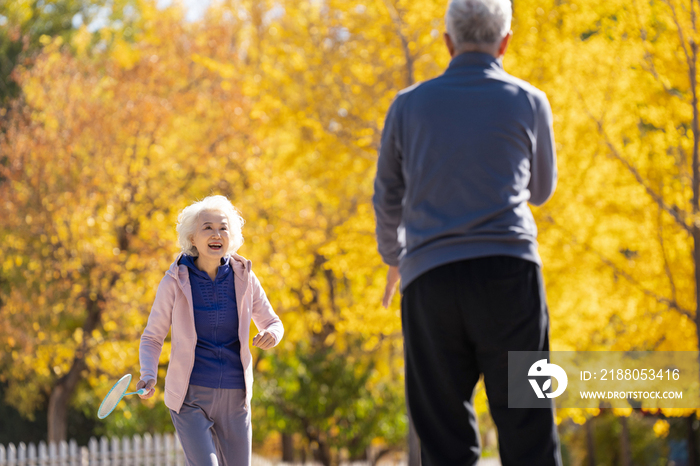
[125,389,148,396]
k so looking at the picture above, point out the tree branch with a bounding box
[662,0,693,71]
[657,189,678,304]
[632,0,685,98]
[382,0,415,87]
[576,87,694,234]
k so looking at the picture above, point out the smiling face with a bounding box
[190,210,230,261]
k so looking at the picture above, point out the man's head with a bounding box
[444,0,513,59]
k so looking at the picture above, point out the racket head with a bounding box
[97,374,132,419]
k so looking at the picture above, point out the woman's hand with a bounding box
[136,378,156,399]
[252,330,275,350]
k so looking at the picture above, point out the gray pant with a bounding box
[170,385,251,466]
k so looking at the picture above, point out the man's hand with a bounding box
[382,265,401,308]
[252,330,275,350]
[136,378,156,399]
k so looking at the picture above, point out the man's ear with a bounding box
[497,31,513,58]
[444,32,456,58]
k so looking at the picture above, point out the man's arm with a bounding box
[528,92,557,206]
[373,97,405,266]
[373,97,405,307]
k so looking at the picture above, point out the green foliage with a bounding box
[559,411,679,466]
[254,338,406,463]
[0,382,98,445]
[0,0,137,104]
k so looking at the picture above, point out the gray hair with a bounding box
[176,195,245,257]
[445,0,512,47]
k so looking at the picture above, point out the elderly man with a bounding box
[372,0,562,464]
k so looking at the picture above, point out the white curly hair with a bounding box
[176,195,245,257]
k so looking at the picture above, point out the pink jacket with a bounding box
[139,253,284,413]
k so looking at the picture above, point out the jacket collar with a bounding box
[167,252,252,284]
[445,51,501,73]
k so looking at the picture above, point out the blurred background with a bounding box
[0,0,697,464]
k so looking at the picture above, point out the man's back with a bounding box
[373,52,556,290]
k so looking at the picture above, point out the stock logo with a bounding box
[528,359,568,398]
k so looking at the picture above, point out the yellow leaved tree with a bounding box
[0,2,258,441]
[506,0,700,461]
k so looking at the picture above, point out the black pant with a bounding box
[401,256,562,466]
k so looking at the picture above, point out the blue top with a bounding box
[180,254,245,389]
[373,52,557,290]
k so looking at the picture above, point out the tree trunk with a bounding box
[314,440,332,466]
[281,433,294,462]
[48,295,101,443]
[619,416,632,466]
[695,227,700,395]
[408,416,421,466]
[308,432,332,466]
[689,0,700,402]
[585,417,596,466]
[688,414,699,466]
[47,357,86,443]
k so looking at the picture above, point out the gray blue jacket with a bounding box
[373,52,557,290]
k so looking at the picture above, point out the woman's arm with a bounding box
[139,274,178,387]
[250,271,284,348]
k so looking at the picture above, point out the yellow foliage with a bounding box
[653,419,670,438]
[0,5,260,418]
[2,0,699,433]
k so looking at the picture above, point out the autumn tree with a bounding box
[504,0,700,460]
[242,0,700,459]
[182,0,455,460]
[0,2,258,442]
[1,0,415,454]
[4,0,699,461]
[0,0,138,104]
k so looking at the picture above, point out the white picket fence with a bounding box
[0,433,276,466]
[0,434,500,466]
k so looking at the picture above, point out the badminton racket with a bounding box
[97,374,147,419]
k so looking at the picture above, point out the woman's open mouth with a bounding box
[208,243,222,251]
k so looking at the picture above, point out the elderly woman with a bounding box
[137,195,283,466]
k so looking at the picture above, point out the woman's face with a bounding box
[191,211,230,261]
